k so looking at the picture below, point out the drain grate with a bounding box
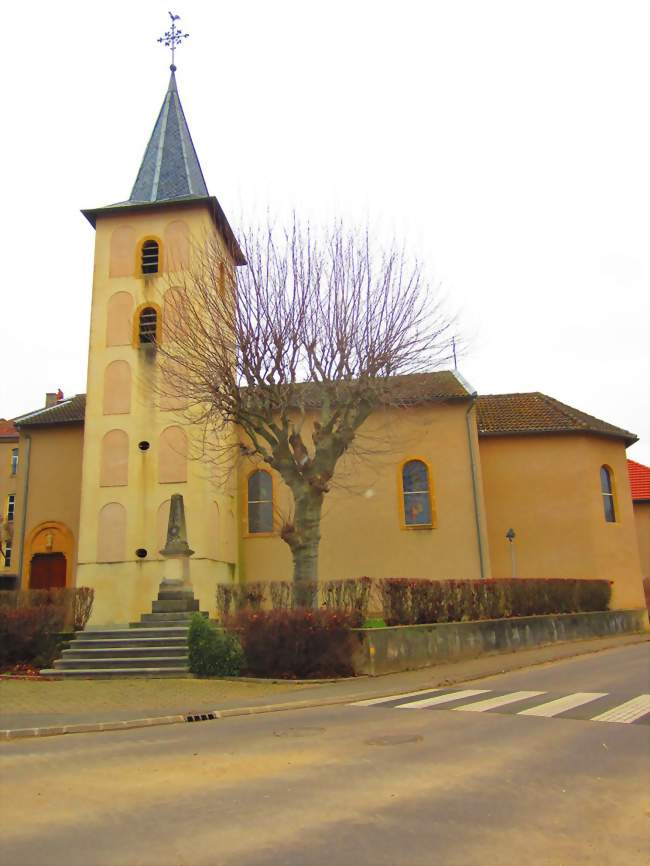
[185,712,218,723]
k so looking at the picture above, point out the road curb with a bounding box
[2,633,648,741]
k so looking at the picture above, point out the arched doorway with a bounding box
[23,521,75,589]
[29,552,67,589]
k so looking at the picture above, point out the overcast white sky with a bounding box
[1,1,648,462]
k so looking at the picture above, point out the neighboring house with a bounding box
[9,395,85,591]
[0,419,19,587]
[628,459,650,580]
[2,67,646,623]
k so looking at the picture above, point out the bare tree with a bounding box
[159,220,454,601]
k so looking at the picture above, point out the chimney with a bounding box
[45,393,57,408]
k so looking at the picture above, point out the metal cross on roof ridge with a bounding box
[158,11,189,72]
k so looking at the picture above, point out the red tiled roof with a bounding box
[13,394,86,428]
[0,419,18,440]
[476,393,637,446]
[245,371,472,408]
[628,459,650,501]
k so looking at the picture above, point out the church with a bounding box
[0,65,646,626]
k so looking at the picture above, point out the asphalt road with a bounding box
[1,643,649,866]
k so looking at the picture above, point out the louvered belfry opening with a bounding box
[139,307,158,344]
[141,240,159,274]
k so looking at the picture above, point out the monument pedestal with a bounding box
[132,493,208,628]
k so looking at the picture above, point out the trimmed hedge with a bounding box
[377,578,611,625]
[216,578,373,622]
[228,609,359,679]
[216,577,611,626]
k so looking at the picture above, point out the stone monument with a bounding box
[153,493,200,616]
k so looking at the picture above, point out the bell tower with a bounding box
[76,35,244,625]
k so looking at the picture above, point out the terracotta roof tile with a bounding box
[628,459,650,501]
[244,371,472,409]
[0,419,18,439]
[14,394,86,428]
[476,393,637,446]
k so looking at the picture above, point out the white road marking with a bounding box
[454,690,546,712]
[518,692,608,717]
[396,689,491,709]
[351,689,444,707]
[591,695,650,724]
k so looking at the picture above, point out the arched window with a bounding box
[141,239,160,275]
[401,459,433,528]
[138,306,158,344]
[600,466,616,523]
[247,470,273,534]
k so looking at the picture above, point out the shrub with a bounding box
[269,581,292,610]
[0,606,66,669]
[378,578,411,625]
[321,577,372,622]
[229,608,359,678]
[0,587,95,631]
[374,577,611,625]
[643,577,650,614]
[188,614,244,677]
[234,581,267,611]
[72,587,95,630]
[576,579,611,612]
[215,584,235,620]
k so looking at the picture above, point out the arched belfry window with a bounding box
[247,470,273,534]
[600,466,616,523]
[139,306,158,345]
[401,459,434,528]
[141,240,160,275]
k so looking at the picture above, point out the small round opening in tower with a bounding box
[135,548,148,559]
[138,441,150,451]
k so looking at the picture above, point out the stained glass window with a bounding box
[600,466,616,523]
[402,460,433,527]
[248,470,273,533]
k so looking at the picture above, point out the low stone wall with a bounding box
[351,609,649,676]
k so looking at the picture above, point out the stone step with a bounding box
[72,636,189,650]
[152,598,200,613]
[61,646,187,660]
[84,627,190,640]
[135,612,208,627]
[40,667,192,679]
[53,655,188,670]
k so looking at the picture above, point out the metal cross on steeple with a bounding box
[158,11,189,72]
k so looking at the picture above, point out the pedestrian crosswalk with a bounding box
[350,688,650,724]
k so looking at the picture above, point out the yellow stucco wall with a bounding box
[633,501,650,580]
[479,433,645,609]
[77,204,239,625]
[239,401,491,587]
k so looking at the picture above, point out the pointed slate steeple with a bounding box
[81,70,245,264]
[130,70,208,203]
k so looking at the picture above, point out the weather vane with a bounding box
[158,12,189,72]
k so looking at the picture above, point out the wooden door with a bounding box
[29,553,67,589]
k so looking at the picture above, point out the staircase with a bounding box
[41,589,208,679]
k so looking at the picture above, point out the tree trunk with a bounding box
[290,489,323,607]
